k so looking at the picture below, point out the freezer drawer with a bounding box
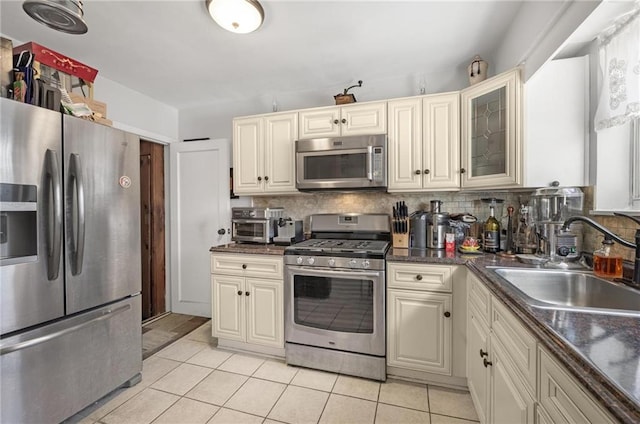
[0,295,142,424]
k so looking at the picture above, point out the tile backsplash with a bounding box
[254,186,638,263]
[254,190,532,233]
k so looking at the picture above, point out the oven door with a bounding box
[232,219,270,243]
[284,265,385,356]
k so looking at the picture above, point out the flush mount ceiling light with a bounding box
[206,0,264,34]
[23,0,88,34]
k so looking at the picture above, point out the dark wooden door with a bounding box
[140,140,166,320]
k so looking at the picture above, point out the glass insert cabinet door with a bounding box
[460,68,522,188]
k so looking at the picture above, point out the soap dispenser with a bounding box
[593,237,623,279]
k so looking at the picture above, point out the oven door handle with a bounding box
[286,266,383,279]
[233,219,268,224]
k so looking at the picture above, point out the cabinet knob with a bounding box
[341,118,347,124]
[333,119,339,125]
[483,358,493,367]
[237,290,242,296]
[245,291,250,296]
[264,176,269,181]
[242,264,247,269]
[424,169,430,175]
[257,176,262,182]
[479,349,488,358]
[217,228,226,235]
[460,168,466,174]
[415,170,421,175]
[416,274,423,281]
[444,311,451,318]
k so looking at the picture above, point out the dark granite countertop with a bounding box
[388,248,640,423]
[210,243,287,255]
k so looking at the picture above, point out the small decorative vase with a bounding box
[468,55,488,86]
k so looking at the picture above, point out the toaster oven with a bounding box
[231,207,284,244]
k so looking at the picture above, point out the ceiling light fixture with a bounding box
[23,0,88,34]
[206,0,264,34]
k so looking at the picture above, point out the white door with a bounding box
[169,139,230,316]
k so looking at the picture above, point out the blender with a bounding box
[530,186,584,266]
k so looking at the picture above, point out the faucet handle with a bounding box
[613,213,640,226]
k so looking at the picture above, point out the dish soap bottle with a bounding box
[593,238,623,279]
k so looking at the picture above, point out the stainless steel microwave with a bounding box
[295,134,387,191]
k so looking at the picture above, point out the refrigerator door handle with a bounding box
[67,153,85,275]
[44,149,62,280]
[0,303,131,355]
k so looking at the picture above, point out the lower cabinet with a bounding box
[467,272,617,424]
[386,263,467,386]
[211,253,284,355]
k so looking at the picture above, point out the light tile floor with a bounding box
[67,322,479,424]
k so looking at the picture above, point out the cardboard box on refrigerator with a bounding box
[69,92,107,118]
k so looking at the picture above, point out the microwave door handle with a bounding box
[367,145,374,181]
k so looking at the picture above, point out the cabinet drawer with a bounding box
[387,262,452,292]
[538,348,615,424]
[467,272,491,326]
[491,300,537,395]
[211,254,283,279]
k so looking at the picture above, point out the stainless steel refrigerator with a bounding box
[0,98,142,423]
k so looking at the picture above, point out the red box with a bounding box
[13,42,98,82]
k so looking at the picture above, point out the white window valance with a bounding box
[595,2,640,131]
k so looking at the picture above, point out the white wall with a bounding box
[91,76,178,144]
[493,0,601,81]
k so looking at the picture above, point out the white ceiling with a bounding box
[0,1,634,110]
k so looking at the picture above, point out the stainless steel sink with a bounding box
[490,268,640,316]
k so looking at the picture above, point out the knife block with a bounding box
[392,220,410,249]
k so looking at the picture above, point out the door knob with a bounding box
[415,170,421,175]
[237,290,242,296]
[479,349,488,358]
[483,358,493,367]
[257,176,262,181]
[333,119,339,124]
[217,228,226,235]
[245,291,250,296]
[264,176,269,181]
[424,169,430,174]
[460,168,466,174]
[341,118,347,124]
[444,311,451,318]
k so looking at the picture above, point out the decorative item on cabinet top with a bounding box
[467,55,488,86]
[334,80,363,104]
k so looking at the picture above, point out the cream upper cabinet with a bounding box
[461,68,522,189]
[524,56,588,188]
[388,93,460,192]
[298,101,386,139]
[233,112,298,195]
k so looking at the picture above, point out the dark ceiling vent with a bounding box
[23,0,88,34]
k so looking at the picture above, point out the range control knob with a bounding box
[328,258,336,267]
[362,260,370,269]
[557,246,571,257]
[296,257,303,265]
[349,259,358,268]
[307,257,315,265]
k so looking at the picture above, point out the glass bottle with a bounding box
[593,238,623,279]
[483,205,501,253]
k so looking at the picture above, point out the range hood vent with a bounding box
[23,0,88,34]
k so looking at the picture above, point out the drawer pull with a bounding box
[479,349,488,358]
[444,311,451,318]
[237,290,242,296]
[416,274,423,281]
[483,358,493,367]
[242,264,247,269]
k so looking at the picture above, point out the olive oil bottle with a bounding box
[483,205,501,253]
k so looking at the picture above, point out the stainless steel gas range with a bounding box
[283,214,390,381]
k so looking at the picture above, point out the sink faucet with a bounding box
[561,213,640,287]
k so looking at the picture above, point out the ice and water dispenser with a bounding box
[0,183,38,265]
